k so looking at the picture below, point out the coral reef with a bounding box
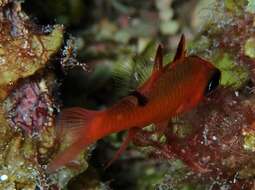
[0,0,255,189]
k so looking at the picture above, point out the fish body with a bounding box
[48,35,221,171]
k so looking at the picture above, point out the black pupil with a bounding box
[205,69,221,95]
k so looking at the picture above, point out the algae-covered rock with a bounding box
[0,2,63,101]
[0,1,91,189]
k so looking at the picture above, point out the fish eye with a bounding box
[204,69,221,96]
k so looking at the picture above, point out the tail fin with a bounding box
[47,107,100,172]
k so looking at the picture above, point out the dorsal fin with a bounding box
[173,34,186,62]
[153,44,163,72]
[137,44,164,94]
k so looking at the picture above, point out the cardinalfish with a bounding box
[47,35,221,171]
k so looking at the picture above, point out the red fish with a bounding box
[47,35,221,171]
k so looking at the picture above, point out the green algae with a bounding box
[224,0,247,13]
[247,0,255,13]
[214,53,249,88]
[245,37,255,58]
[243,131,255,152]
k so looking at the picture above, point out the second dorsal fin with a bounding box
[153,44,163,72]
[173,34,186,62]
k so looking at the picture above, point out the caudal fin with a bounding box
[47,107,100,172]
